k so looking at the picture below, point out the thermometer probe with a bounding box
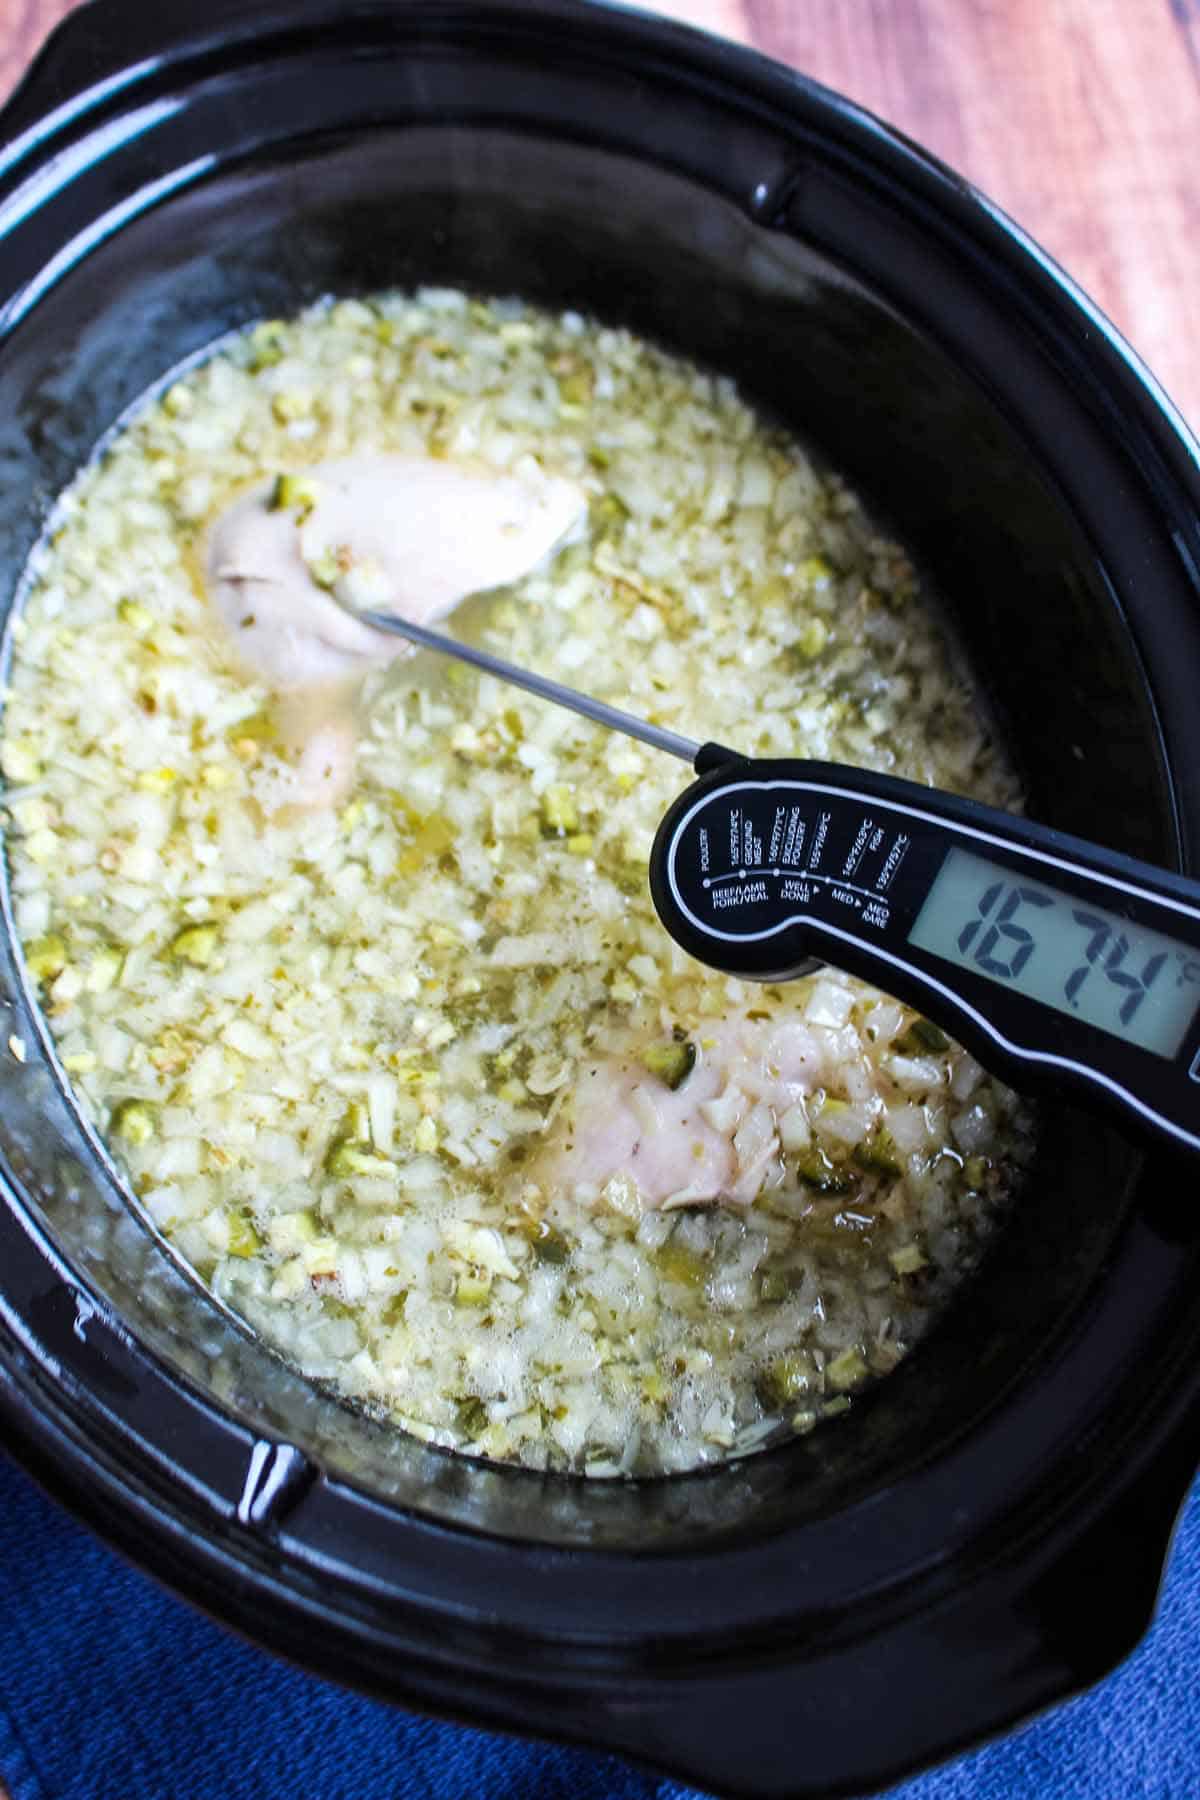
[356,607,1200,1158]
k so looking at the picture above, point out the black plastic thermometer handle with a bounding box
[650,754,1200,1157]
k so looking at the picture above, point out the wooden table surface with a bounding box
[0,0,1194,1793]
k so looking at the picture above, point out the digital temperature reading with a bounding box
[908,849,1200,1057]
[647,757,1200,1154]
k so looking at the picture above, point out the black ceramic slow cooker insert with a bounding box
[0,4,1197,1796]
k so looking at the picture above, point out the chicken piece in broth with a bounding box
[206,453,585,804]
[543,1007,847,1212]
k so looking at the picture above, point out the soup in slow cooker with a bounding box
[1,291,1034,1474]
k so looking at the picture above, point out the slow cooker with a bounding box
[0,3,1197,1795]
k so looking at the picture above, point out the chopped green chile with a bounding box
[795,1146,859,1195]
[895,1017,951,1055]
[530,1222,570,1266]
[110,1099,157,1147]
[641,1038,697,1090]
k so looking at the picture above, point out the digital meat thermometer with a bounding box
[354,606,1200,1158]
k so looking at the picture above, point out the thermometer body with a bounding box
[650,759,1200,1157]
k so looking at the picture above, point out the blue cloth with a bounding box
[0,1449,1195,1800]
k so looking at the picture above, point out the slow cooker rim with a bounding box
[4,1281,1199,1800]
[4,1149,1197,1646]
[0,5,1198,1794]
[0,0,1197,1590]
[6,0,1199,459]
[0,0,1192,1503]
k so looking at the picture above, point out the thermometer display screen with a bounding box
[908,849,1200,1058]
